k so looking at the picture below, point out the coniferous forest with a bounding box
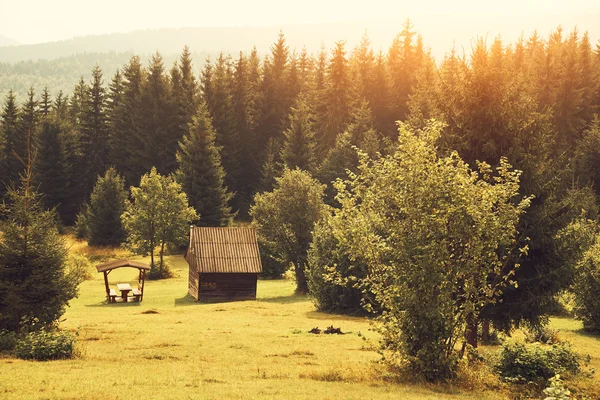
[3,20,600,391]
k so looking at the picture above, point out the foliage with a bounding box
[250,168,328,293]
[0,165,78,332]
[14,329,76,361]
[258,243,287,279]
[122,167,197,279]
[65,254,93,284]
[495,342,580,383]
[175,101,233,226]
[281,96,317,173]
[0,329,17,352]
[85,168,128,246]
[330,120,531,381]
[307,216,369,314]
[573,234,600,331]
[74,203,90,239]
[543,375,571,400]
[525,326,562,345]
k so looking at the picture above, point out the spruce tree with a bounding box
[176,102,233,227]
[259,138,281,193]
[18,87,37,154]
[0,146,77,332]
[232,51,260,215]
[256,32,293,148]
[0,90,21,198]
[317,41,352,152]
[39,87,51,119]
[80,65,109,197]
[281,97,317,173]
[137,52,177,176]
[204,54,241,206]
[85,168,128,246]
[109,56,144,186]
[34,119,70,223]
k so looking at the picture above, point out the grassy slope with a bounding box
[0,242,597,399]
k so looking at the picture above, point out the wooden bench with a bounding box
[108,289,118,303]
[132,288,142,302]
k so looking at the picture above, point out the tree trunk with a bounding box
[294,261,309,294]
[481,319,490,344]
[466,314,478,348]
[160,241,166,273]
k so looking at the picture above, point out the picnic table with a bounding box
[116,283,132,302]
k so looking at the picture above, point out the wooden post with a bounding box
[140,269,145,302]
[103,271,110,302]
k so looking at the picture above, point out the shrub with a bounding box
[525,326,561,345]
[66,254,93,284]
[74,203,90,239]
[259,243,287,279]
[543,374,571,400]
[0,330,17,352]
[495,342,580,383]
[307,217,369,314]
[15,329,76,361]
[573,237,600,331]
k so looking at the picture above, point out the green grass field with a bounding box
[1,247,599,399]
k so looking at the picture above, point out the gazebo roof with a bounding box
[96,259,150,273]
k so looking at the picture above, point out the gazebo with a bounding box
[96,259,150,303]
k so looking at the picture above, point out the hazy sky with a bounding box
[1,0,599,44]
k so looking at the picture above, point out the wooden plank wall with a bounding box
[188,265,199,300]
[198,273,257,301]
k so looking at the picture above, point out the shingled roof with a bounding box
[185,227,263,274]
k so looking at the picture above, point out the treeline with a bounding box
[0,22,599,295]
[0,51,213,101]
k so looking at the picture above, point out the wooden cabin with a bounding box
[185,227,262,301]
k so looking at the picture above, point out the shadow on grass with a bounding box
[174,294,199,306]
[573,328,600,339]
[258,294,308,304]
[85,301,142,308]
[305,310,368,321]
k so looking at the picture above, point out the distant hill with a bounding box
[1,14,599,101]
[2,14,599,64]
[0,35,19,47]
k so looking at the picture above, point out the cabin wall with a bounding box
[197,273,257,301]
[188,265,199,300]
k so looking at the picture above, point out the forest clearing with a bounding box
[0,239,598,399]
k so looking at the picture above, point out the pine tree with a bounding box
[0,143,77,332]
[109,56,144,186]
[80,65,110,197]
[18,87,37,152]
[256,32,293,148]
[53,90,69,121]
[171,46,199,159]
[231,51,260,215]
[176,101,233,227]
[388,19,424,122]
[259,138,281,193]
[281,97,317,173]
[39,87,51,119]
[204,53,241,205]
[85,168,128,246]
[318,99,379,202]
[317,41,352,152]
[34,119,70,223]
[138,52,177,176]
[0,90,21,198]
[68,77,88,128]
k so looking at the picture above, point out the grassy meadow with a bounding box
[1,238,599,399]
